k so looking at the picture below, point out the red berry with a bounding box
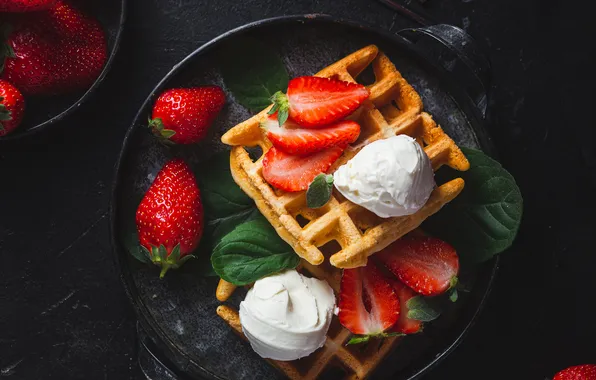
[338,260,400,335]
[0,80,25,137]
[1,1,107,95]
[149,86,225,144]
[263,113,360,155]
[376,236,459,296]
[135,159,204,278]
[0,0,56,12]
[386,278,423,334]
[553,364,596,380]
[261,145,345,192]
[276,76,369,128]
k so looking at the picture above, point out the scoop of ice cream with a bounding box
[333,135,435,218]
[239,269,336,361]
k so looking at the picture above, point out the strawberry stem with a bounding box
[159,264,172,279]
[269,91,289,126]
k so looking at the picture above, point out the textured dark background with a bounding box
[1,0,595,379]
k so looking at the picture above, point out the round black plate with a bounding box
[0,0,126,140]
[111,15,498,380]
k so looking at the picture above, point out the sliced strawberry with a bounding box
[376,236,459,296]
[263,114,360,155]
[387,278,423,334]
[338,261,399,335]
[270,76,369,128]
[262,145,344,192]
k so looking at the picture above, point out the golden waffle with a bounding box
[216,257,402,380]
[221,44,469,269]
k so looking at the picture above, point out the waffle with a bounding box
[216,256,402,380]
[221,45,469,269]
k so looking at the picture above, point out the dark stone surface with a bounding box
[0,0,594,379]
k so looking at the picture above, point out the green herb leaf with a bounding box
[423,147,523,264]
[448,287,458,302]
[307,174,334,209]
[220,38,289,112]
[211,214,300,286]
[407,296,440,322]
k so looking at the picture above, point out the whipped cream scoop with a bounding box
[239,269,336,361]
[333,135,435,218]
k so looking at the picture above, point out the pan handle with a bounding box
[137,322,182,380]
[397,24,491,118]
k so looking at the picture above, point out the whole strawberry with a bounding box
[0,0,57,12]
[148,86,225,144]
[0,1,107,95]
[136,159,204,278]
[0,79,24,137]
[553,364,596,380]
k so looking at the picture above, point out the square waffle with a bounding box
[216,256,401,380]
[221,45,469,269]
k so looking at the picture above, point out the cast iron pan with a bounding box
[111,14,497,380]
[0,0,126,141]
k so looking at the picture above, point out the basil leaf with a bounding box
[407,296,440,322]
[423,147,523,264]
[307,174,334,209]
[220,38,289,112]
[195,151,259,276]
[211,214,300,286]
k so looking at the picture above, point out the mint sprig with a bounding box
[307,174,334,209]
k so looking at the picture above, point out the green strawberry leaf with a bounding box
[307,174,334,209]
[126,233,151,264]
[220,38,289,112]
[211,214,300,286]
[423,147,523,264]
[448,287,459,302]
[346,332,404,345]
[407,296,440,322]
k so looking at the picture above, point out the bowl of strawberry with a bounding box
[0,0,125,139]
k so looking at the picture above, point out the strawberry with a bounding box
[262,113,360,155]
[135,159,204,278]
[553,364,596,380]
[0,79,24,137]
[338,260,400,336]
[0,0,57,12]
[0,1,107,95]
[376,236,459,296]
[148,86,225,144]
[262,145,344,192]
[269,76,369,128]
[387,278,423,334]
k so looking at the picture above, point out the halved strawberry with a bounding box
[387,278,423,334]
[338,261,399,335]
[376,236,459,296]
[270,76,369,128]
[262,145,344,192]
[262,114,360,155]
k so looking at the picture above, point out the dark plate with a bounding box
[0,0,126,140]
[111,15,498,380]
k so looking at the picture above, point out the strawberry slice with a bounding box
[262,145,344,192]
[387,278,423,334]
[270,76,369,128]
[262,114,360,155]
[338,261,400,335]
[376,236,459,296]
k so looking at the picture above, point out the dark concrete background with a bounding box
[1,0,595,379]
